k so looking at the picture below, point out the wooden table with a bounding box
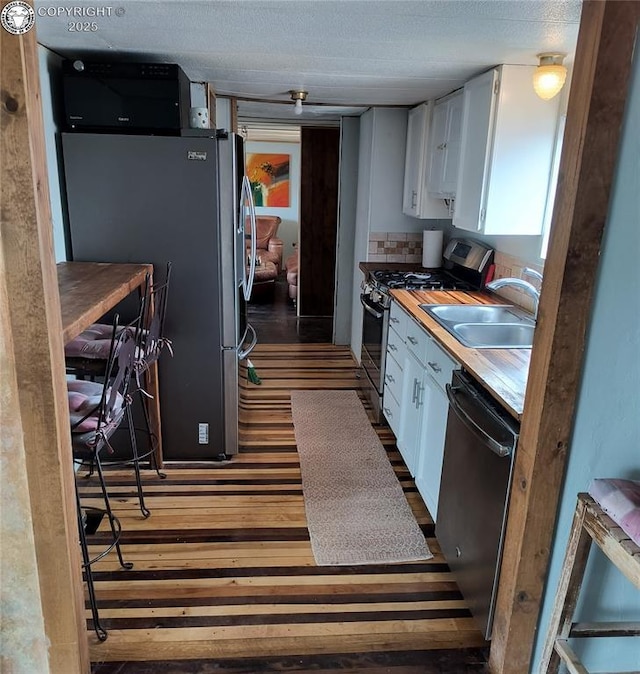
[57,261,163,466]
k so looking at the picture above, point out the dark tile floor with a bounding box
[248,275,333,344]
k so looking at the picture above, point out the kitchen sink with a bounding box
[419,303,535,349]
[452,322,535,348]
[422,304,522,324]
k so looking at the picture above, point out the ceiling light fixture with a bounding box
[533,53,567,100]
[289,90,308,115]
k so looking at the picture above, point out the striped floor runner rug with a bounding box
[291,389,432,565]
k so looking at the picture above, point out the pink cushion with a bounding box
[65,323,118,359]
[67,379,123,434]
[589,478,640,546]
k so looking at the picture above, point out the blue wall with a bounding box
[530,35,640,673]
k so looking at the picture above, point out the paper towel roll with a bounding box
[422,230,443,268]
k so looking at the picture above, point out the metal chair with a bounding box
[69,315,136,640]
[65,264,174,511]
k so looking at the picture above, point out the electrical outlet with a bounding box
[198,423,209,444]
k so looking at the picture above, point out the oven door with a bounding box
[360,293,387,394]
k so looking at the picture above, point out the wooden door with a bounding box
[299,127,340,317]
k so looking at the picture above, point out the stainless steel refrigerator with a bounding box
[62,131,258,460]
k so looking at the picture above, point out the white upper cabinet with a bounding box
[453,65,561,235]
[402,103,450,219]
[427,90,463,198]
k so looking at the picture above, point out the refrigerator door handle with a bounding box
[237,323,257,360]
[242,176,257,301]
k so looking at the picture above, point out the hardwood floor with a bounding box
[85,344,488,672]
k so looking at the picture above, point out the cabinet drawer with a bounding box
[386,325,405,360]
[382,387,401,438]
[389,301,409,340]
[384,352,403,402]
[405,318,429,364]
[425,339,459,391]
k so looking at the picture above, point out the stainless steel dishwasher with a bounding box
[436,369,520,640]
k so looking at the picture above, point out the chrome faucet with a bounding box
[486,267,542,319]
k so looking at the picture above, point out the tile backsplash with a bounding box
[367,233,544,314]
[368,232,423,264]
[490,251,544,314]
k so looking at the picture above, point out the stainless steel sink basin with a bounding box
[419,303,535,348]
[452,323,535,348]
[422,304,522,324]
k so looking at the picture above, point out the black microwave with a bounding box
[62,60,191,134]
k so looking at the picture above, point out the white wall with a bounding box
[244,140,301,262]
[530,41,640,673]
[38,46,67,262]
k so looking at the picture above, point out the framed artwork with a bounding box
[246,153,290,207]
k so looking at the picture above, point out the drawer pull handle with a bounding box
[388,344,398,352]
[385,373,395,383]
[389,317,399,324]
[407,336,418,345]
[383,406,392,417]
[428,361,442,373]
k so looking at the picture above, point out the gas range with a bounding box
[362,238,494,309]
[362,269,477,310]
[359,237,494,423]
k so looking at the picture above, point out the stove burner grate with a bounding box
[370,269,476,292]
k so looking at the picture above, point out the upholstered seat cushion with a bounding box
[67,379,125,451]
[589,478,640,546]
[246,216,283,272]
[65,323,124,360]
[285,250,299,301]
[65,323,155,364]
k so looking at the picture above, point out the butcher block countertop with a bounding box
[390,289,531,421]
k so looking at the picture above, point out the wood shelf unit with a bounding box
[540,493,640,674]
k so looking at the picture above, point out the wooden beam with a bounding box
[206,83,217,129]
[0,7,88,673]
[230,96,238,134]
[489,2,640,672]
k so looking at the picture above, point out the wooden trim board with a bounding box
[489,2,640,672]
[1,11,88,673]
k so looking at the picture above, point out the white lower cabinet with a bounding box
[397,349,426,476]
[414,377,449,520]
[415,338,459,520]
[383,300,459,512]
[382,349,404,438]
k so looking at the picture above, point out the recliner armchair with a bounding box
[246,216,283,272]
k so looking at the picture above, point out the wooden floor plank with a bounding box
[82,343,486,670]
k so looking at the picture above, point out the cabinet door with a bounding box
[415,381,449,520]
[403,104,449,218]
[402,105,427,217]
[398,350,427,477]
[426,100,448,196]
[453,68,498,232]
[440,92,464,195]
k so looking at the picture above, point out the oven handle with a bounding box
[360,294,384,319]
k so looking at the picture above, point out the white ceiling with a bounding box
[35,0,582,121]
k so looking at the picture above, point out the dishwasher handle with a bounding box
[445,382,514,457]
